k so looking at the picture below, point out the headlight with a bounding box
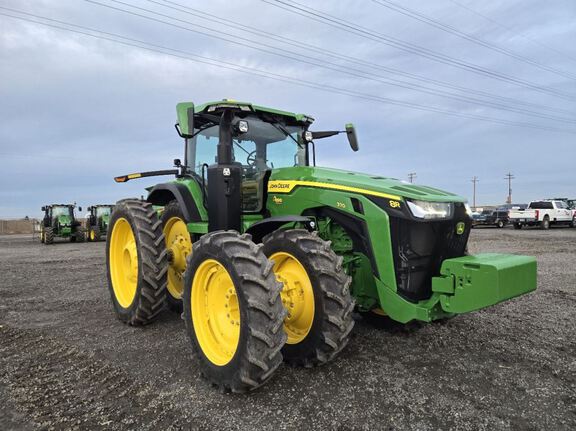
[407,200,454,220]
[238,120,249,133]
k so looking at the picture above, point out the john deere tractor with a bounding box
[40,204,85,244]
[106,100,537,392]
[86,205,114,241]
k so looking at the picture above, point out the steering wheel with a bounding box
[246,150,257,167]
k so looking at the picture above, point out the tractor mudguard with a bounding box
[431,253,537,314]
[245,215,313,243]
[147,182,201,223]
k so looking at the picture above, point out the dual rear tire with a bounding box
[106,202,354,391]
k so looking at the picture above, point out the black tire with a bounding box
[75,228,86,243]
[540,216,550,230]
[106,199,168,326]
[496,220,504,228]
[570,218,576,228]
[513,223,522,230]
[182,231,287,393]
[44,227,54,245]
[160,200,192,313]
[262,229,355,367]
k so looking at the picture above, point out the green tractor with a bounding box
[86,204,114,241]
[106,100,537,392]
[40,204,85,244]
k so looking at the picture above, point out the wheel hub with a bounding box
[192,259,240,365]
[270,252,315,344]
[163,217,192,300]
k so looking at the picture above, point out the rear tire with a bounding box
[106,199,168,326]
[513,223,522,230]
[497,220,504,228]
[161,200,192,313]
[44,227,54,245]
[90,225,101,242]
[183,231,287,392]
[540,216,550,230]
[262,229,355,367]
[75,229,86,242]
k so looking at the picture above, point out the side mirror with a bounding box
[41,206,46,211]
[174,158,182,167]
[346,123,359,152]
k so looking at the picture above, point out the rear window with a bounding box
[529,201,553,209]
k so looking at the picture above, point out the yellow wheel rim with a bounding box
[270,252,315,344]
[109,218,138,308]
[163,216,192,300]
[90,230,95,241]
[191,259,240,366]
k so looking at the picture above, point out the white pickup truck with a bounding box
[509,200,576,229]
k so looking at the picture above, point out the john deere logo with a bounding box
[456,222,465,235]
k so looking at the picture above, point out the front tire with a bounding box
[106,199,168,326]
[89,225,101,242]
[262,229,355,367]
[183,231,287,392]
[44,227,54,245]
[497,220,504,228]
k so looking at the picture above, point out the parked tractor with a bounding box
[106,100,537,392]
[86,205,114,241]
[40,204,85,244]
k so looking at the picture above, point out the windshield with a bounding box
[186,116,307,212]
[186,117,306,175]
[52,206,72,217]
[96,207,111,217]
[529,201,553,209]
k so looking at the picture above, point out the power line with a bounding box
[146,0,575,119]
[408,172,417,183]
[80,0,576,125]
[447,0,576,65]
[1,9,574,135]
[260,0,576,101]
[371,0,576,81]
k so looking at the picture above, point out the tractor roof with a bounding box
[176,100,315,137]
[90,204,115,208]
[46,204,75,208]
[194,100,315,124]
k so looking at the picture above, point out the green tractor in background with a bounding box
[40,204,85,244]
[106,100,537,392]
[86,204,115,241]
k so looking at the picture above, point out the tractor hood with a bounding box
[269,167,466,203]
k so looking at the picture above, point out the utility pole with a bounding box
[504,172,515,204]
[408,172,417,183]
[471,176,479,210]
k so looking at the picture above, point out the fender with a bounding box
[147,182,202,223]
[245,215,314,243]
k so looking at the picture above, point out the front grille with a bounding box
[389,204,470,302]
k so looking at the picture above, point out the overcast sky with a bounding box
[1,0,575,218]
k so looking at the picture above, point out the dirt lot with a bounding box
[0,228,574,430]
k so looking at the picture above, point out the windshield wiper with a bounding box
[262,115,303,148]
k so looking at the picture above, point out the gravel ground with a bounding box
[0,228,575,430]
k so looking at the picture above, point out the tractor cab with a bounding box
[181,101,312,213]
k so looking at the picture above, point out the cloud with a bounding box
[0,0,575,217]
